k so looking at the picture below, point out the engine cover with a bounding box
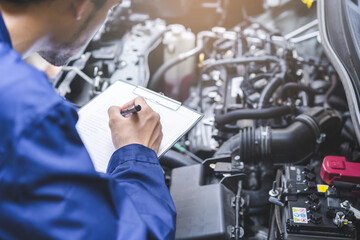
[170,163,246,240]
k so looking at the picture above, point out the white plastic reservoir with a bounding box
[163,24,196,101]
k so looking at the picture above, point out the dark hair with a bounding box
[1,0,106,8]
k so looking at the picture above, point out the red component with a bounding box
[321,156,360,185]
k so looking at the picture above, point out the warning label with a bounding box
[292,207,308,223]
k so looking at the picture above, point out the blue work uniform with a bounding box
[0,12,176,240]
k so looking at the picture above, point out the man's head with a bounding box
[0,0,121,66]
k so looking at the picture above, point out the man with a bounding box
[0,0,176,239]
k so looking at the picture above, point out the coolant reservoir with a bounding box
[163,25,196,101]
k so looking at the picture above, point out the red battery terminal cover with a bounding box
[321,156,360,185]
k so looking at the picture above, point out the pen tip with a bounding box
[135,105,142,111]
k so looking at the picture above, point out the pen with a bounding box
[121,105,142,116]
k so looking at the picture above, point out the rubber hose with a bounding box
[271,121,317,163]
[215,108,341,164]
[150,46,202,89]
[280,82,316,106]
[215,105,292,125]
[214,118,317,163]
[150,31,216,89]
[258,76,283,109]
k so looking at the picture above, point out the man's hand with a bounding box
[108,97,163,153]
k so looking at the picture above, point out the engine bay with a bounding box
[51,0,360,239]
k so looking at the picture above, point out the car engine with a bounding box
[50,0,360,239]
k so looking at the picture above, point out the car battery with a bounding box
[276,164,360,240]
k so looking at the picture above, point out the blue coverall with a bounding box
[0,12,176,240]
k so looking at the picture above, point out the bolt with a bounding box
[272,181,276,192]
[269,181,279,197]
[238,162,244,169]
[341,200,350,208]
[296,69,303,76]
[317,133,327,144]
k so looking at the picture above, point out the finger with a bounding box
[133,97,153,114]
[134,96,147,106]
[108,106,122,130]
[121,97,147,110]
[120,99,136,110]
[108,106,122,117]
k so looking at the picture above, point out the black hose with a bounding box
[280,82,316,106]
[215,105,292,125]
[257,58,287,109]
[150,31,216,89]
[214,122,316,164]
[258,76,284,109]
[150,47,203,89]
[270,121,317,163]
[159,150,198,168]
[215,107,341,164]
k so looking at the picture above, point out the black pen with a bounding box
[121,105,142,116]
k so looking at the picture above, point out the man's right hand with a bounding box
[108,97,163,154]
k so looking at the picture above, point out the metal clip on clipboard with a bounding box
[133,86,181,111]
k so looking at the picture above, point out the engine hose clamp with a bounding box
[295,114,321,139]
[259,126,271,161]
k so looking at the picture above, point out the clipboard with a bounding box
[76,80,203,173]
[133,86,181,111]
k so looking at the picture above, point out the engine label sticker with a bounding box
[317,184,329,193]
[292,207,308,223]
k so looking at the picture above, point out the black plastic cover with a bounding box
[170,164,235,240]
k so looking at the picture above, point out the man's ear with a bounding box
[71,0,91,20]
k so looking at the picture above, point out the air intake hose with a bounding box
[215,107,341,165]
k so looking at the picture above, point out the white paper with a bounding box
[76,81,202,172]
